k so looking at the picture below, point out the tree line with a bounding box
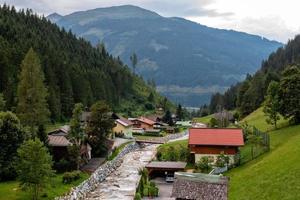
[208,34,300,121]
[0,5,162,122]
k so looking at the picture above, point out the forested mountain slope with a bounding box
[210,35,300,116]
[48,5,282,106]
[0,5,164,121]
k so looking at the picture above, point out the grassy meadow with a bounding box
[227,108,300,200]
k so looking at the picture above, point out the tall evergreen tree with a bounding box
[263,81,280,129]
[176,104,183,121]
[163,110,174,126]
[130,52,138,73]
[16,48,50,135]
[0,93,5,111]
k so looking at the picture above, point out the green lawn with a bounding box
[0,172,89,200]
[241,107,289,132]
[226,108,300,200]
[157,139,188,162]
[193,114,213,124]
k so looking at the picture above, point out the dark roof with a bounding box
[172,172,229,200]
[146,161,186,169]
[189,128,244,146]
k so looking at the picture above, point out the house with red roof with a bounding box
[129,117,156,129]
[188,128,244,165]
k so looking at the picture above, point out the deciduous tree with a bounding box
[263,81,280,129]
[86,101,115,156]
[69,103,85,169]
[278,66,300,124]
[17,138,54,200]
[0,112,24,181]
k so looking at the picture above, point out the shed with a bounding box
[145,161,186,177]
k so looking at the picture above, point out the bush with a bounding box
[62,170,81,184]
[54,159,72,173]
[134,192,142,200]
[196,156,212,173]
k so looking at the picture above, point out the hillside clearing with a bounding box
[227,108,300,200]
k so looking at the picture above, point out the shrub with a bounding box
[134,192,142,200]
[196,156,212,173]
[54,159,72,173]
[62,171,81,184]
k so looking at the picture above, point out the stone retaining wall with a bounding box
[56,142,140,200]
[165,131,188,141]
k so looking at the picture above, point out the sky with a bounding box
[2,0,300,43]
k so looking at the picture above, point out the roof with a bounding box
[48,125,70,136]
[189,128,244,146]
[116,118,133,127]
[146,114,163,122]
[174,172,228,184]
[138,117,155,125]
[48,135,72,147]
[146,161,187,169]
[172,172,229,200]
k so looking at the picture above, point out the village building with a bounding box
[188,128,244,165]
[113,118,133,138]
[145,161,186,178]
[129,117,156,129]
[171,172,229,200]
[48,125,92,163]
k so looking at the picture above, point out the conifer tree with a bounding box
[0,93,5,111]
[17,48,50,135]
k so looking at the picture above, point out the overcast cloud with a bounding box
[2,0,300,42]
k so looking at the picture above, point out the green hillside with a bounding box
[0,5,167,121]
[227,108,300,200]
[241,107,288,132]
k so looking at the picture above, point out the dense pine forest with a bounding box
[0,5,165,121]
[209,35,300,116]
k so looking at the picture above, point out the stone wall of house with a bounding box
[55,142,140,200]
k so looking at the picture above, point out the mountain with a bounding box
[47,12,62,23]
[0,5,166,121]
[48,5,282,106]
[209,35,300,116]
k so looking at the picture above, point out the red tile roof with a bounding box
[138,117,155,125]
[188,128,244,146]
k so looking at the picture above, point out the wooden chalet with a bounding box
[188,128,244,165]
